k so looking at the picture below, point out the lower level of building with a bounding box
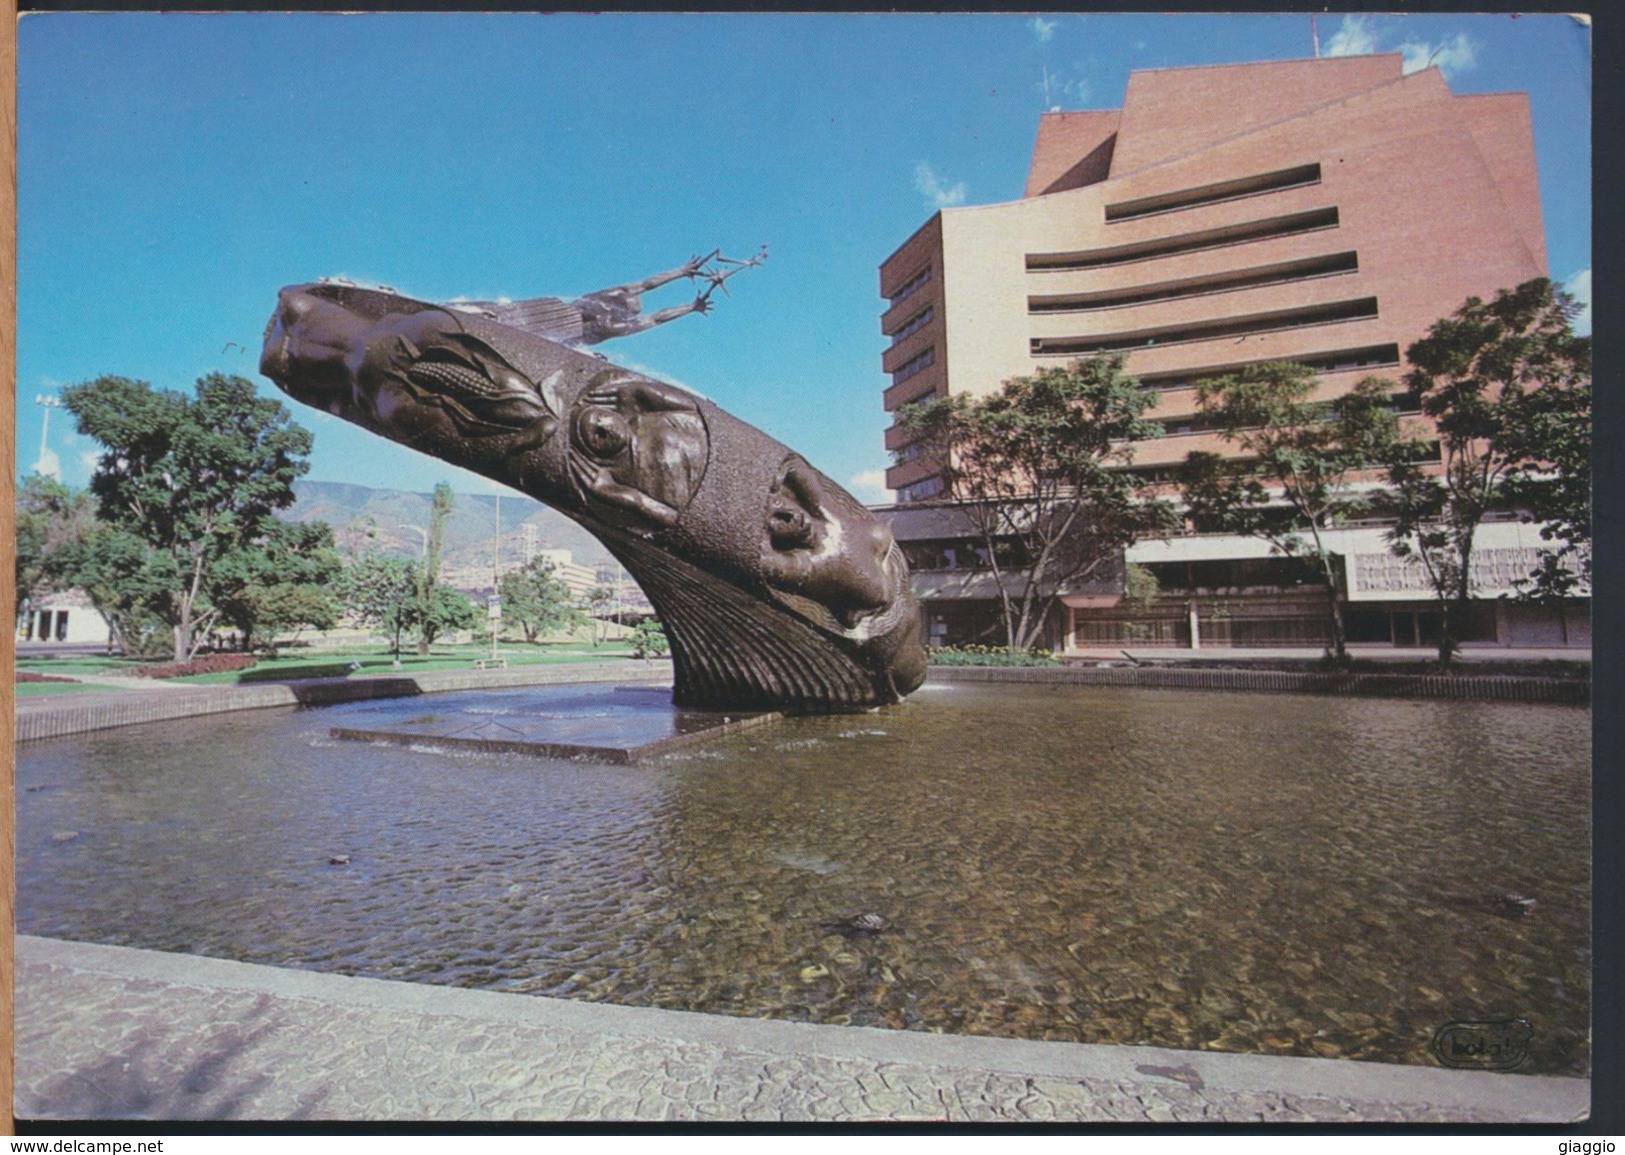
[888,508,1590,657]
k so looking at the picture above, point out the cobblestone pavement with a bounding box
[13,937,1588,1125]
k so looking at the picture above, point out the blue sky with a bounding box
[15,11,1592,503]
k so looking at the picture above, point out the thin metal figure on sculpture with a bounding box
[429,247,769,347]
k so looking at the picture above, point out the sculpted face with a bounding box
[260,281,926,713]
[567,374,708,531]
[762,456,905,632]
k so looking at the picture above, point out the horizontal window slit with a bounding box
[1029,251,1358,313]
[1027,206,1340,272]
[1104,163,1322,222]
[1031,297,1379,356]
[1134,344,1402,390]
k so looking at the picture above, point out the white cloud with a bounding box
[1564,268,1592,337]
[78,449,104,475]
[847,468,892,503]
[914,162,967,210]
[1028,16,1057,44]
[1037,67,1092,107]
[1399,33,1478,79]
[33,446,62,481]
[1322,15,1477,82]
[1322,15,1378,57]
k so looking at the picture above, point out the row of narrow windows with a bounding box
[1136,344,1401,391]
[892,346,936,384]
[1103,163,1323,223]
[886,342,1402,460]
[1116,439,1441,484]
[888,305,935,344]
[895,434,1440,503]
[1031,297,1380,357]
[886,265,932,305]
[1028,251,1359,314]
[1027,206,1340,272]
[1155,389,1420,437]
[896,476,945,504]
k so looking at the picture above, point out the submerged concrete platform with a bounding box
[328,683,779,764]
[12,936,1589,1125]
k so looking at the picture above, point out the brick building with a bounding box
[877,54,1586,653]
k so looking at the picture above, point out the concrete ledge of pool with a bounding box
[13,936,1589,1125]
[328,695,783,764]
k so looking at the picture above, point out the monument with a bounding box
[259,254,927,714]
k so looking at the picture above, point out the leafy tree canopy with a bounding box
[498,555,583,643]
[339,551,417,656]
[61,373,314,661]
[15,474,100,610]
[899,355,1175,653]
[1383,278,1590,659]
[209,520,343,652]
[1180,364,1400,659]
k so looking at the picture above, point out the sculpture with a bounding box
[259,262,927,714]
[451,248,767,346]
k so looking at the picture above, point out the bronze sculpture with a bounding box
[259,263,926,714]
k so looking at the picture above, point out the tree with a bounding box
[1121,561,1161,643]
[898,355,1175,653]
[1178,365,1401,660]
[61,374,314,662]
[14,474,100,615]
[410,582,479,650]
[1501,365,1591,601]
[339,551,417,657]
[631,616,669,660]
[1382,279,1590,662]
[584,584,615,646]
[209,520,343,653]
[498,555,583,643]
[414,482,456,656]
[52,522,175,657]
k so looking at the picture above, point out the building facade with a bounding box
[877,54,1585,653]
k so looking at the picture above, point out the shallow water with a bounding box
[15,682,1590,1074]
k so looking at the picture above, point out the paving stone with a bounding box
[12,936,1584,1125]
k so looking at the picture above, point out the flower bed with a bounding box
[926,644,1061,667]
[132,654,259,679]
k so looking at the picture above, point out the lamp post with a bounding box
[399,524,428,556]
[490,489,502,664]
[34,394,61,478]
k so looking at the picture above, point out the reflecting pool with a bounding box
[15,682,1590,1074]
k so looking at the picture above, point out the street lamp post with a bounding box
[34,394,61,478]
[490,490,502,664]
[399,524,428,556]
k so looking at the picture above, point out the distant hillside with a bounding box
[283,480,618,578]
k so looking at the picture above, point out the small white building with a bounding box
[17,589,113,646]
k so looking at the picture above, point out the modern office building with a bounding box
[877,53,1586,652]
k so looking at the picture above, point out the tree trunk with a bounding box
[1436,600,1459,664]
[1321,569,1347,661]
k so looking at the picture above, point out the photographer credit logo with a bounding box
[1432,1018,1532,1070]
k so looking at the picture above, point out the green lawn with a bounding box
[159,642,643,685]
[14,655,143,677]
[15,641,649,690]
[14,680,113,697]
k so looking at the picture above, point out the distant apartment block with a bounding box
[877,54,1585,652]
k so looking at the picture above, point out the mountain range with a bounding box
[283,480,618,584]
